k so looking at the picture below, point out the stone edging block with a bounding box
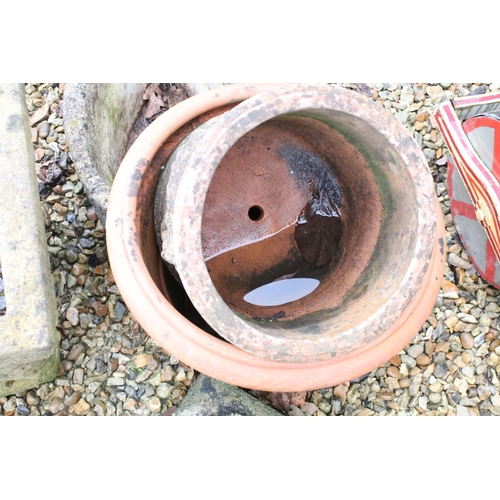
[0,83,59,397]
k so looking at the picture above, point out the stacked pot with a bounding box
[100,83,446,392]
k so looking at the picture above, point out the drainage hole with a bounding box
[248,205,264,221]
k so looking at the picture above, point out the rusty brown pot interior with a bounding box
[200,115,382,324]
[152,85,437,362]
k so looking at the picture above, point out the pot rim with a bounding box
[106,83,446,391]
[165,84,438,361]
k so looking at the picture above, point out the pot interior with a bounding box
[201,110,419,332]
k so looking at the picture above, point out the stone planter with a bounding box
[63,83,226,223]
[63,83,149,223]
[106,83,446,391]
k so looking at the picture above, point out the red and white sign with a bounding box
[436,92,500,288]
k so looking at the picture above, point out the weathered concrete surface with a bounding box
[63,83,225,223]
[0,83,60,397]
[173,374,281,416]
[63,83,148,223]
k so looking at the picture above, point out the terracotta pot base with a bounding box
[106,84,446,391]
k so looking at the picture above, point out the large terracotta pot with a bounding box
[106,83,446,391]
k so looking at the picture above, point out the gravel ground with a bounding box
[2,82,500,416]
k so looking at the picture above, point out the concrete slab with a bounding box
[173,374,282,416]
[0,83,59,397]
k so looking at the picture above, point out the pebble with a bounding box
[26,390,40,406]
[318,401,332,414]
[429,381,442,392]
[94,246,108,262]
[38,121,50,139]
[486,302,500,313]
[73,368,84,385]
[416,111,429,122]
[459,397,476,407]
[106,377,124,387]
[72,398,91,415]
[333,384,348,405]
[407,344,424,359]
[46,130,58,143]
[474,333,486,347]
[448,253,472,269]
[79,237,94,249]
[429,392,442,404]
[58,152,68,168]
[46,90,59,106]
[91,301,108,317]
[3,398,16,413]
[67,344,84,361]
[144,396,162,413]
[60,360,73,372]
[435,341,450,353]
[302,402,318,415]
[61,181,75,193]
[134,354,148,369]
[71,263,87,277]
[29,103,49,126]
[444,316,458,330]
[49,397,65,414]
[460,332,475,349]
[161,366,175,382]
[66,307,79,326]
[17,405,30,416]
[426,85,444,101]
[114,301,126,322]
[433,361,447,380]
[416,353,432,366]
[386,366,401,379]
[63,252,76,272]
[174,368,186,382]
[389,354,401,367]
[156,384,170,399]
[65,392,82,406]
[458,313,478,324]
[401,354,417,368]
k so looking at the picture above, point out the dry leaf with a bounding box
[266,391,307,413]
[143,83,166,120]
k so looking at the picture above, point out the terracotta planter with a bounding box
[106,83,446,391]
